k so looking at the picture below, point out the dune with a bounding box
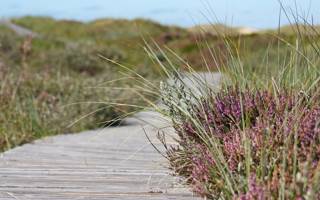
[189,23,258,36]
[236,26,258,35]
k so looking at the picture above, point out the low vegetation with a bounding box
[1,16,306,152]
[0,17,164,151]
[154,20,320,199]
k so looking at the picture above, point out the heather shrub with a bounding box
[162,84,320,199]
[154,13,320,198]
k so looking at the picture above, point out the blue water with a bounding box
[0,0,319,29]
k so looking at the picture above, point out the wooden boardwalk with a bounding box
[0,112,200,200]
[0,19,38,37]
[0,72,221,199]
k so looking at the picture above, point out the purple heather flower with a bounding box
[167,88,320,198]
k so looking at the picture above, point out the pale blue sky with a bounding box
[0,0,319,29]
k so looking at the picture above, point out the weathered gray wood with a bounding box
[0,111,200,200]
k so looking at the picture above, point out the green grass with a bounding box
[0,53,151,151]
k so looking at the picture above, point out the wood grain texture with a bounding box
[0,111,200,200]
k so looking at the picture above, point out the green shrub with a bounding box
[63,45,125,75]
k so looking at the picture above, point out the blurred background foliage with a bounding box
[0,16,318,151]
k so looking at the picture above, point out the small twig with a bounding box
[143,127,169,160]
[6,192,22,200]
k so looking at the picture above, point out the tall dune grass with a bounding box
[139,13,320,199]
